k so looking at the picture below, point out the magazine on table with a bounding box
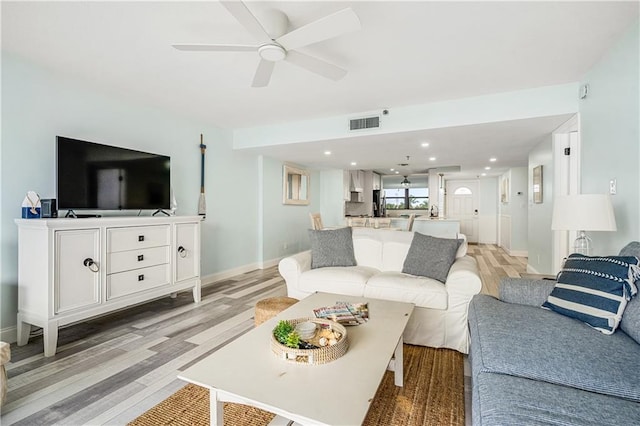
[313,301,369,326]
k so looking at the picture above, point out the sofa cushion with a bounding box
[308,227,357,269]
[364,271,447,309]
[299,266,378,297]
[619,241,640,344]
[542,254,640,334]
[474,371,640,426]
[402,233,461,283]
[469,294,640,402]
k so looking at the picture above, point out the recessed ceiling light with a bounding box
[324,151,331,155]
[390,168,395,171]
[481,173,487,176]
[350,162,357,166]
[429,157,436,161]
[489,157,497,162]
[421,142,429,147]
[395,171,400,174]
[485,166,491,170]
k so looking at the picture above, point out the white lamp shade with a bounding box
[552,194,617,231]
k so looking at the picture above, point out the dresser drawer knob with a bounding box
[178,246,187,258]
[138,235,145,242]
[83,258,99,273]
[137,254,144,262]
[138,274,144,281]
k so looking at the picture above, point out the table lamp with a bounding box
[551,194,617,255]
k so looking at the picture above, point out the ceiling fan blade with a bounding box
[172,43,257,52]
[276,8,360,51]
[285,51,347,81]
[220,1,272,44]
[252,59,275,87]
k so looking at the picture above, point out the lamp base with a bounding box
[574,231,592,256]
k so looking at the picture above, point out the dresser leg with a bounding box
[192,284,201,303]
[43,322,59,357]
[16,314,30,346]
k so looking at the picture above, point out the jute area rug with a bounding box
[128,344,464,426]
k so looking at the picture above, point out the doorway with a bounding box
[552,114,581,272]
[446,180,479,243]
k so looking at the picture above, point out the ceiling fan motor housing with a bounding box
[258,44,287,61]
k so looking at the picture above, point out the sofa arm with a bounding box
[499,277,556,307]
[445,256,482,295]
[278,250,312,295]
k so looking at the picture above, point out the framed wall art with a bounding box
[533,165,543,204]
[500,176,509,203]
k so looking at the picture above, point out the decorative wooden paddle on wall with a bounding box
[198,134,207,218]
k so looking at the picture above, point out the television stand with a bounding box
[15,215,202,356]
[152,209,171,217]
[65,210,102,218]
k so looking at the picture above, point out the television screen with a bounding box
[56,136,171,211]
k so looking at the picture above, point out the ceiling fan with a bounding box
[172,1,361,87]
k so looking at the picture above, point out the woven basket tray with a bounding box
[271,318,348,365]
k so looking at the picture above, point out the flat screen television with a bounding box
[56,136,171,211]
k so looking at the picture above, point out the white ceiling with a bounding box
[2,1,638,178]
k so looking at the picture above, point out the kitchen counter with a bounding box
[343,216,460,238]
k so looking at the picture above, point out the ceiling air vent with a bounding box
[350,116,380,131]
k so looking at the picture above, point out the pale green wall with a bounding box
[527,135,555,274]
[508,167,529,253]
[259,156,319,263]
[478,177,498,244]
[580,20,639,253]
[0,54,260,333]
[319,169,346,228]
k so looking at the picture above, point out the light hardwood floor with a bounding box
[1,244,526,425]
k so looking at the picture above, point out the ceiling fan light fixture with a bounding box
[258,44,286,61]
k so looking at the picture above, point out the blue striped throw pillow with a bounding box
[542,254,640,334]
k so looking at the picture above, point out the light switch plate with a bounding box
[609,179,617,195]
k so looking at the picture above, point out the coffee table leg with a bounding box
[209,389,224,426]
[394,336,403,387]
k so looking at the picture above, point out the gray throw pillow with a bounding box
[402,232,462,283]
[308,227,357,269]
[619,241,640,343]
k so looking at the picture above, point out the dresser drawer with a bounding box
[107,246,169,274]
[107,264,170,300]
[107,225,170,252]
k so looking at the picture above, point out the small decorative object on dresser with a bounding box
[21,191,41,218]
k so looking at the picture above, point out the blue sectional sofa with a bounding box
[468,242,640,425]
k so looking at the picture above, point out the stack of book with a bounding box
[313,302,369,326]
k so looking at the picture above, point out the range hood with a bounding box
[349,171,363,193]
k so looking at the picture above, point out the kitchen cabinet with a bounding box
[373,173,382,190]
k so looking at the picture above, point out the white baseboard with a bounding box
[526,264,541,274]
[1,326,17,344]
[508,249,528,257]
[258,258,281,270]
[201,258,282,287]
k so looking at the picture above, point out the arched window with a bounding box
[454,187,472,195]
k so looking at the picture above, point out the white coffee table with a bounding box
[178,292,415,426]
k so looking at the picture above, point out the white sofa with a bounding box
[278,227,482,353]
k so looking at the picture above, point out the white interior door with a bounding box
[553,115,581,272]
[446,180,479,243]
